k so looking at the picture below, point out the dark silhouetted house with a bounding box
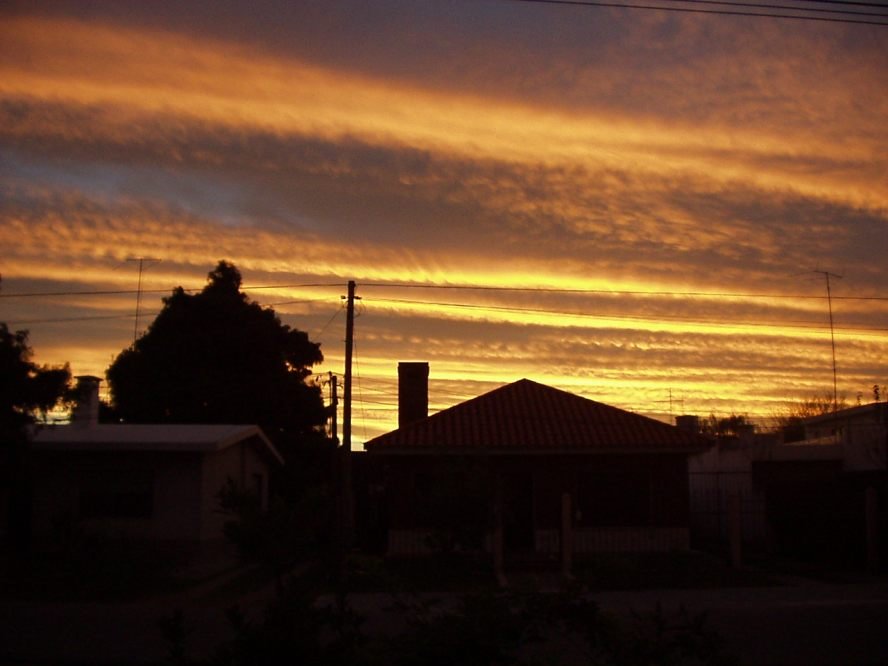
[27,377,282,544]
[687,402,887,568]
[798,402,887,471]
[752,402,887,567]
[365,365,710,558]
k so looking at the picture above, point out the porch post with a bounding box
[494,474,507,587]
[866,486,879,574]
[561,492,573,579]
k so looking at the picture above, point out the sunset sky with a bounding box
[2,0,886,444]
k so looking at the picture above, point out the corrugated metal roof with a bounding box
[365,379,709,454]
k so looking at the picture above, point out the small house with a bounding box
[28,378,282,544]
[365,363,710,558]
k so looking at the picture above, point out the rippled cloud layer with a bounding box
[1,2,886,442]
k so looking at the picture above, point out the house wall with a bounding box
[31,451,203,542]
[199,438,270,541]
[376,453,695,556]
[803,404,888,472]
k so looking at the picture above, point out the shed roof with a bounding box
[30,423,284,465]
[365,379,710,454]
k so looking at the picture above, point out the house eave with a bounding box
[365,446,706,456]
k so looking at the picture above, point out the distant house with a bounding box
[365,363,710,558]
[687,403,888,568]
[28,378,282,544]
[754,402,887,567]
[798,402,888,471]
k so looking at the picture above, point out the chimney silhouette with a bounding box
[72,375,101,428]
[398,362,429,428]
[675,415,700,433]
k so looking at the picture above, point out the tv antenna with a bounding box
[813,269,842,414]
[127,256,161,343]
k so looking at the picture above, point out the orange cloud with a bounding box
[2,10,886,443]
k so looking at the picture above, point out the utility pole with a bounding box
[814,270,842,414]
[343,280,356,455]
[327,371,339,444]
[341,280,357,545]
[127,256,160,344]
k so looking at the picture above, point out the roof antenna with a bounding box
[813,269,843,414]
[127,256,161,344]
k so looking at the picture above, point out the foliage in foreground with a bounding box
[161,576,736,666]
[216,478,334,591]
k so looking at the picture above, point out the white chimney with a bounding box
[72,375,101,428]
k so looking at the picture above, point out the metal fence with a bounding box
[689,471,770,549]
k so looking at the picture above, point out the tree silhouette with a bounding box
[1,322,71,554]
[1,323,71,436]
[106,261,327,450]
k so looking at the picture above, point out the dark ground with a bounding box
[2,547,887,665]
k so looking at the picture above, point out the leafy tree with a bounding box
[1,323,71,553]
[106,261,327,451]
[1,323,71,436]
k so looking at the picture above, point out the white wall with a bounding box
[32,451,203,542]
[199,439,271,541]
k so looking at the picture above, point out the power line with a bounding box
[366,296,888,335]
[1,288,175,299]
[7,289,887,333]
[794,0,888,8]
[4,300,338,327]
[360,282,888,302]
[505,0,888,24]
[658,0,888,16]
[4,281,887,301]
[7,314,136,326]
[313,306,344,338]
[0,282,342,299]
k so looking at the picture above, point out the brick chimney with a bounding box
[72,375,101,428]
[398,362,429,428]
